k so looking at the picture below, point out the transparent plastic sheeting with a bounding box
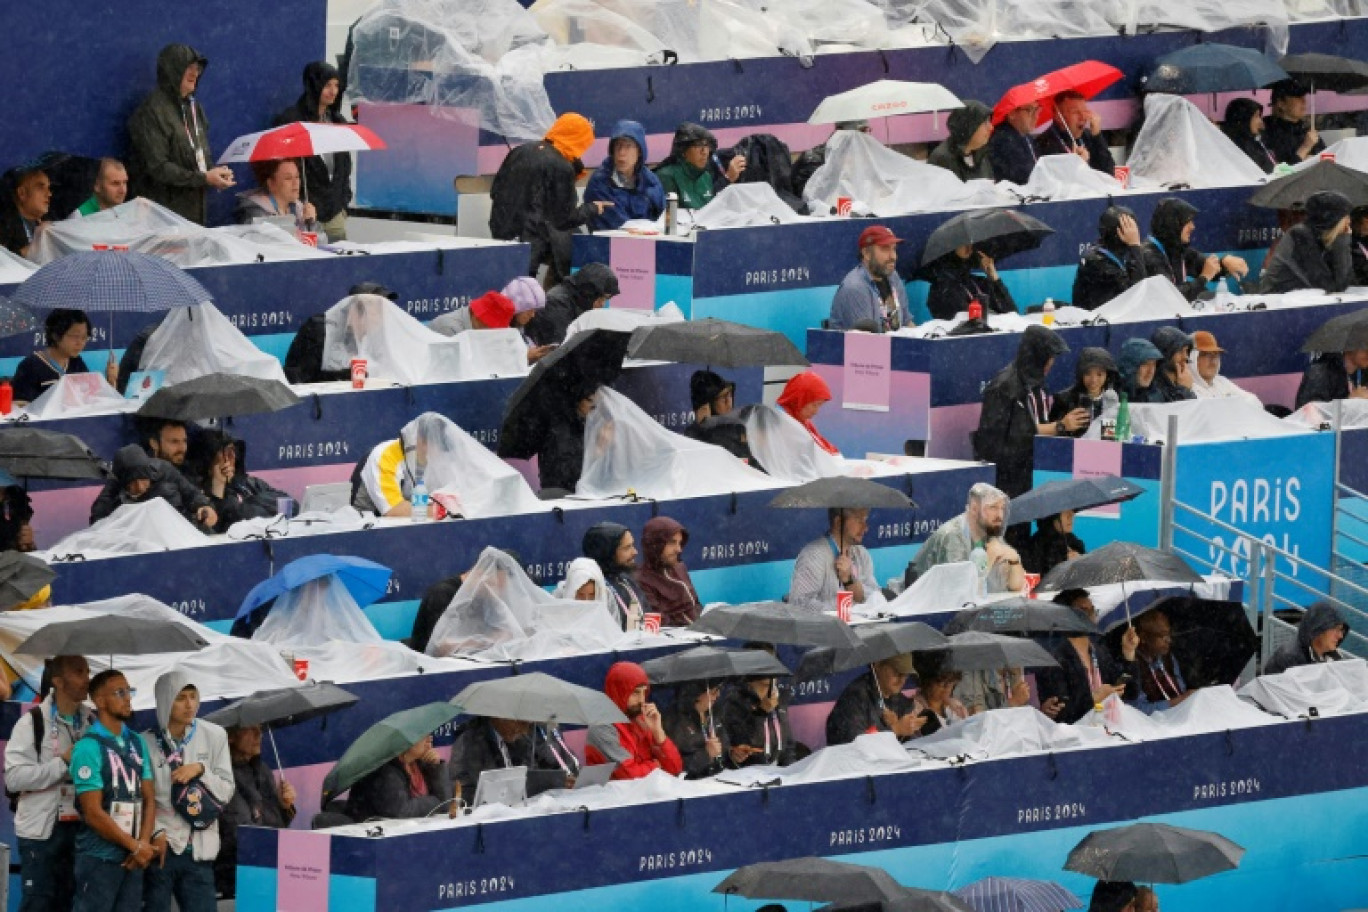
[18,374,135,421]
[1287,398,1368,429]
[0,246,36,282]
[1126,397,1313,442]
[740,404,845,485]
[692,183,815,229]
[881,561,986,617]
[35,499,210,563]
[225,508,375,541]
[251,574,386,647]
[1128,94,1269,191]
[400,412,546,519]
[321,294,482,385]
[140,302,290,386]
[1238,658,1368,718]
[32,199,329,267]
[563,301,683,340]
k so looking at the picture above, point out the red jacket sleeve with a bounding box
[654,736,684,777]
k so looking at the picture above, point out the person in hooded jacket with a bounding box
[661,681,732,779]
[126,45,235,225]
[214,724,295,899]
[634,516,701,626]
[922,244,1016,322]
[583,120,665,231]
[584,662,683,781]
[1140,198,1247,301]
[582,522,649,631]
[653,122,746,210]
[716,674,800,767]
[534,384,598,494]
[1088,881,1138,912]
[488,112,609,282]
[185,431,289,533]
[1260,190,1354,294]
[1149,326,1198,403]
[729,133,804,211]
[1114,337,1163,405]
[972,325,1082,497]
[777,371,840,455]
[1295,347,1368,409]
[1049,346,1119,434]
[927,101,995,182]
[272,61,354,240]
[1221,98,1277,174]
[524,263,620,347]
[1021,510,1086,577]
[89,445,215,529]
[1071,205,1149,311]
[1263,601,1350,675]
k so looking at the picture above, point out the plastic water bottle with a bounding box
[665,192,679,236]
[1042,298,1056,326]
[411,476,430,523]
[1115,393,1131,442]
[1100,389,1119,439]
[1090,702,1107,728]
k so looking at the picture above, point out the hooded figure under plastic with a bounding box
[972,325,1069,497]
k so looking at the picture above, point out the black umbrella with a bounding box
[1064,822,1245,883]
[920,208,1055,267]
[1041,542,1203,591]
[1281,53,1368,94]
[626,318,808,368]
[817,893,976,912]
[1301,309,1368,353]
[944,598,1098,636]
[202,681,359,775]
[1102,596,1257,688]
[689,601,863,648]
[641,646,790,685]
[940,631,1059,672]
[0,552,56,610]
[0,428,106,480]
[0,296,38,339]
[1008,475,1145,527]
[16,615,209,657]
[497,328,631,460]
[1248,161,1368,211]
[768,477,916,510]
[1141,43,1289,95]
[136,373,302,421]
[715,856,911,904]
[797,622,947,679]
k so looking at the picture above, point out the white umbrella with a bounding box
[808,79,963,125]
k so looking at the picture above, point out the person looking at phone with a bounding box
[717,674,799,768]
[585,663,683,781]
[922,242,1017,322]
[789,508,879,612]
[1038,589,1139,724]
[826,654,925,745]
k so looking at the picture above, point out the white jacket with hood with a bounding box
[3,694,96,840]
[145,669,234,861]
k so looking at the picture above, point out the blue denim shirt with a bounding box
[829,264,911,332]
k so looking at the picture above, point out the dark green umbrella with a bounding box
[688,601,862,648]
[1248,161,1368,211]
[1064,822,1245,883]
[0,552,56,610]
[321,702,463,802]
[450,673,625,725]
[0,428,106,481]
[136,373,301,421]
[626,318,808,368]
[641,646,790,685]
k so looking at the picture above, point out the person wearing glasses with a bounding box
[12,309,118,406]
[986,100,1042,186]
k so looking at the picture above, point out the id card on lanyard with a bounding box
[184,100,208,173]
[54,711,84,821]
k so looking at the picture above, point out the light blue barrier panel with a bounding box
[691,286,836,347]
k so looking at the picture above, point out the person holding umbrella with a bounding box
[1260,190,1354,294]
[1021,510,1086,577]
[1072,205,1150,311]
[12,309,117,405]
[1035,91,1115,175]
[1037,589,1138,725]
[661,681,734,779]
[717,672,801,768]
[213,724,295,899]
[233,160,318,239]
[1221,98,1277,174]
[272,61,353,242]
[789,508,878,612]
[922,242,1016,322]
[1296,345,1368,408]
[828,226,910,333]
[826,654,925,745]
[344,729,453,822]
[1088,881,1139,912]
[448,716,573,797]
[910,654,969,734]
[1263,80,1324,165]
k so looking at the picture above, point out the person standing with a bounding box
[214,725,295,900]
[273,61,353,241]
[828,226,910,332]
[127,44,235,225]
[5,656,94,912]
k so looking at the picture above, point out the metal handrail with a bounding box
[1171,521,1249,563]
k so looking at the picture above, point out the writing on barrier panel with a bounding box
[1236,225,1283,246]
[406,295,471,317]
[792,677,831,698]
[1016,801,1087,825]
[1207,475,1303,577]
[875,519,941,541]
[829,824,902,847]
[277,440,352,462]
[172,598,207,618]
[699,539,772,561]
[438,876,516,901]
[698,105,764,124]
[638,846,715,872]
[1193,777,1261,802]
[651,410,699,429]
[31,326,107,347]
[744,267,812,287]
[229,311,294,330]
[525,559,579,582]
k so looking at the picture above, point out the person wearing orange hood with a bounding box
[584,662,683,781]
[777,371,840,455]
[488,112,612,283]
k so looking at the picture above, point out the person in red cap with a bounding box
[777,371,839,455]
[828,225,910,332]
[584,662,683,781]
[430,291,516,336]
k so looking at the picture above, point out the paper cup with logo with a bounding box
[299,231,319,247]
[835,590,853,622]
[350,358,367,389]
[1113,166,1130,189]
[293,658,310,681]
[836,197,853,216]
[1022,573,1041,599]
[643,612,662,634]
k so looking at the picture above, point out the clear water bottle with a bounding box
[411,475,430,523]
[1090,702,1107,728]
[1042,298,1056,326]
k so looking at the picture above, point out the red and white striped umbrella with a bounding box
[216,122,387,164]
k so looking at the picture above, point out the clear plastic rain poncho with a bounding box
[911,705,1113,760]
[740,403,844,485]
[1108,686,1282,740]
[1110,0,1288,56]
[251,573,384,647]
[401,412,545,518]
[903,0,1119,64]
[1127,397,1310,443]
[36,499,208,562]
[551,556,611,613]
[1090,275,1197,322]
[321,294,466,385]
[1238,659,1368,718]
[803,130,1009,217]
[882,561,982,617]
[449,328,529,378]
[690,183,815,230]
[1304,136,1368,173]
[577,386,774,499]
[1005,154,1123,202]
[138,302,289,386]
[564,302,683,340]
[1127,94,1268,191]
[1286,398,1368,430]
[426,546,626,659]
[19,373,134,420]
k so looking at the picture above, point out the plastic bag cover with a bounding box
[1286,399,1368,430]
[451,328,529,378]
[1006,154,1123,202]
[139,302,288,386]
[882,561,983,617]
[1310,137,1368,174]
[564,304,683,340]
[1128,94,1268,190]
[1112,0,1288,56]
[716,731,926,787]
[251,573,385,647]
[36,499,208,562]
[1089,275,1197,321]
[1110,685,1282,740]
[0,246,36,282]
[740,403,845,485]
[1127,398,1310,443]
[402,412,546,518]
[1237,659,1368,718]
[321,294,468,385]
[691,183,815,229]
[19,374,135,420]
[906,0,1120,64]
[226,508,375,541]
[913,705,1114,760]
[577,386,775,499]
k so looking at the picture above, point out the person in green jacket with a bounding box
[73,159,129,217]
[653,123,747,210]
[126,44,236,225]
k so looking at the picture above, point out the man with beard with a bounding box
[70,671,156,912]
[828,226,910,332]
[584,662,683,781]
[1139,198,1247,301]
[582,522,649,631]
[908,483,1024,594]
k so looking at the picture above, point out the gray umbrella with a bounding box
[626,318,809,368]
[450,673,626,726]
[797,622,947,678]
[920,208,1054,267]
[1064,822,1245,884]
[941,631,1059,672]
[1301,308,1368,354]
[689,601,863,648]
[136,373,302,421]
[943,599,1098,637]
[641,646,790,685]
[1041,542,1203,591]
[203,681,359,775]
[0,552,56,610]
[769,477,917,510]
[1007,475,1144,527]
[715,856,911,904]
[0,428,106,480]
[17,615,209,656]
[817,893,976,912]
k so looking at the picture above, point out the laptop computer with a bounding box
[300,482,352,514]
[571,764,615,790]
[472,766,527,809]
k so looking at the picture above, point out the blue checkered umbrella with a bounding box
[10,250,211,315]
[954,877,1083,912]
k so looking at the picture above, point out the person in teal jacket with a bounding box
[653,123,746,210]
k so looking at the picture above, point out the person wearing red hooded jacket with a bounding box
[585,663,684,781]
[777,371,840,455]
[635,516,701,627]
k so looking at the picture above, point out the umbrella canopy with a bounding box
[716,856,911,904]
[1142,44,1289,95]
[641,646,790,685]
[1007,475,1145,527]
[17,615,209,656]
[202,681,359,730]
[1102,595,1257,688]
[1248,161,1368,211]
[450,673,626,726]
[798,622,948,679]
[0,296,38,339]
[940,631,1059,672]
[817,892,976,912]
[920,209,1055,267]
[626,318,808,368]
[0,428,106,480]
[768,477,916,510]
[0,552,56,610]
[498,328,631,460]
[1280,53,1368,94]
[1301,308,1368,353]
[237,554,393,621]
[809,80,963,125]
[992,61,1123,127]
[689,601,863,648]
[218,121,387,164]
[954,876,1083,912]
[136,373,301,421]
[321,702,463,801]
[1064,821,1245,883]
[1041,542,1203,591]
[11,250,211,315]
[943,599,1098,637]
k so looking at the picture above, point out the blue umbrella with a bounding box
[11,250,212,314]
[236,554,393,621]
[1141,44,1289,95]
[954,876,1083,912]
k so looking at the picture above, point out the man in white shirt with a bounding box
[1187,331,1261,406]
[789,508,880,611]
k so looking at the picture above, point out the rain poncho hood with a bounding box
[1306,190,1353,236]
[583,521,634,578]
[1117,337,1163,392]
[156,44,207,100]
[1012,325,1068,390]
[669,122,717,161]
[401,412,543,518]
[1150,198,1198,256]
[777,371,839,455]
[139,302,289,386]
[642,516,687,570]
[154,667,196,732]
[1297,600,1350,649]
[1074,347,1119,387]
[545,112,595,164]
[1127,93,1267,189]
[563,263,621,306]
[321,293,467,384]
[553,556,608,608]
[250,574,384,646]
[740,404,844,484]
[1150,325,1194,362]
[603,661,649,712]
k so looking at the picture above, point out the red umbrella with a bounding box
[991,60,1124,126]
[216,122,387,164]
